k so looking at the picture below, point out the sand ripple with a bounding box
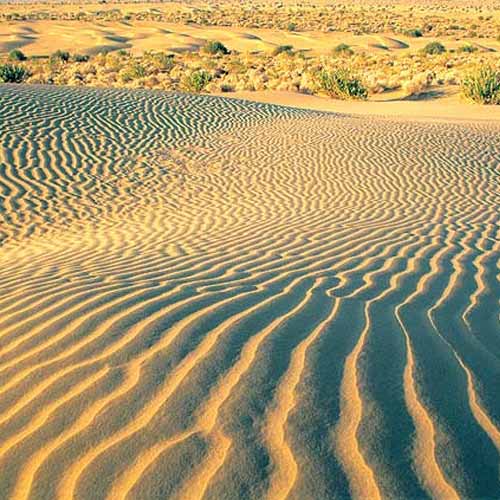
[0,85,499,499]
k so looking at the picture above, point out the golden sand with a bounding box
[0,84,499,499]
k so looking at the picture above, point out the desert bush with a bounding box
[203,40,229,55]
[402,72,433,96]
[183,69,211,92]
[272,45,294,56]
[317,68,367,99]
[332,43,354,56]
[150,52,174,71]
[421,41,446,55]
[287,22,297,32]
[404,29,423,38]
[8,49,27,61]
[73,54,90,62]
[219,83,234,92]
[458,44,477,53]
[50,50,71,63]
[461,65,500,104]
[0,64,30,83]
[120,62,147,82]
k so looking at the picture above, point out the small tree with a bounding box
[461,65,500,104]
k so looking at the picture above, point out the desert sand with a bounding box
[0,83,499,499]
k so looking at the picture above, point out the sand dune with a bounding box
[0,84,499,499]
[3,19,499,57]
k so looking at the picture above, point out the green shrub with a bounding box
[120,62,147,82]
[220,83,234,92]
[0,64,30,83]
[8,49,27,61]
[73,54,90,62]
[317,68,367,100]
[404,29,423,37]
[183,69,211,92]
[150,52,174,71]
[203,40,229,55]
[421,41,446,55]
[332,43,354,56]
[287,22,297,32]
[50,50,71,63]
[272,44,294,56]
[458,44,477,53]
[461,65,500,104]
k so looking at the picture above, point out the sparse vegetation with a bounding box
[0,63,30,83]
[0,2,496,40]
[461,65,500,104]
[2,44,496,104]
[0,3,497,107]
[317,68,367,100]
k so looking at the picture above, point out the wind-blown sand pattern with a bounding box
[0,84,499,499]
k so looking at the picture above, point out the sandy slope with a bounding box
[0,85,499,499]
[215,90,500,122]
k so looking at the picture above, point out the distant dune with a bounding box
[2,19,499,57]
[0,85,499,499]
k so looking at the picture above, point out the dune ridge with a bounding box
[0,85,499,499]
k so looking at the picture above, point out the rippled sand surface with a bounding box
[0,85,499,499]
